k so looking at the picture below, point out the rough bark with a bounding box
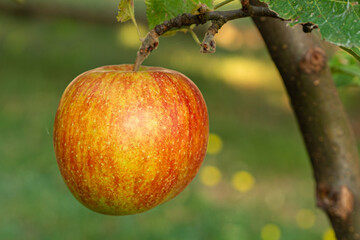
[251,16,360,240]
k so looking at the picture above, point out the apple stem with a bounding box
[133,30,159,71]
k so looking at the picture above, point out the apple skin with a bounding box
[53,64,209,215]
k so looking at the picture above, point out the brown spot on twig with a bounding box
[317,185,354,220]
[299,47,327,74]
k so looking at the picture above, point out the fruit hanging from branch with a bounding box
[53,64,209,215]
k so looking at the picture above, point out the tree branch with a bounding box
[133,6,281,71]
[251,15,360,240]
[154,6,279,35]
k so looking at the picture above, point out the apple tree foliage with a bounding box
[117,0,360,84]
[263,1,360,58]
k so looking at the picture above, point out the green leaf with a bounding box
[330,49,360,87]
[341,46,360,62]
[117,0,134,23]
[262,0,360,59]
[145,0,214,29]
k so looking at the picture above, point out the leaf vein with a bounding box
[314,0,340,34]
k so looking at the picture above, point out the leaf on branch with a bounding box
[262,0,360,60]
[330,49,360,87]
[145,0,214,30]
[117,0,134,23]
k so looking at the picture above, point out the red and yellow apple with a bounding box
[53,64,209,215]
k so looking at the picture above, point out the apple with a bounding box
[53,64,209,215]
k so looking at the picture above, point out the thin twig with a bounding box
[133,5,281,71]
[133,30,159,71]
[153,6,279,36]
[200,19,227,53]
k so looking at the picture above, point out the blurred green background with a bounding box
[1,0,360,239]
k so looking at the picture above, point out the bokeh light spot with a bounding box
[323,228,336,240]
[200,166,222,187]
[232,171,255,192]
[261,224,281,240]
[207,133,223,155]
[117,23,145,48]
[215,23,243,50]
[296,209,316,229]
